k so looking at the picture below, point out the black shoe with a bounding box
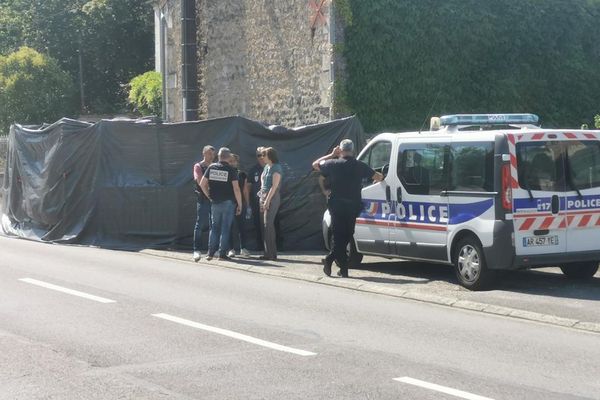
[337,268,348,278]
[259,255,277,261]
[218,255,232,261]
[322,256,333,277]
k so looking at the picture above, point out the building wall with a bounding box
[156,0,338,125]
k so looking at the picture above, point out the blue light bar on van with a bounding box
[440,114,539,127]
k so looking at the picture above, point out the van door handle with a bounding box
[551,195,559,214]
[385,185,391,203]
[396,187,402,203]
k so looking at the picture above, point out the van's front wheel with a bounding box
[328,232,363,267]
[453,237,495,291]
[560,262,599,279]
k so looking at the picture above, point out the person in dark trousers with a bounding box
[192,145,215,262]
[245,147,266,251]
[312,139,383,277]
[228,153,251,258]
[259,147,283,261]
[200,147,242,261]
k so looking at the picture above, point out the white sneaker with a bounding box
[227,250,236,258]
[193,251,201,262]
[240,248,251,258]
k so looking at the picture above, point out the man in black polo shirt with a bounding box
[200,147,242,261]
[313,139,383,277]
[245,147,266,250]
[192,145,215,262]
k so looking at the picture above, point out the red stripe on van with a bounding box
[584,133,597,140]
[519,218,536,231]
[579,214,592,227]
[596,215,600,226]
[507,134,516,145]
[531,133,545,140]
[510,155,518,169]
[511,176,519,189]
[356,218,446,232]
[539,216,555,230]
[564,132,577,139]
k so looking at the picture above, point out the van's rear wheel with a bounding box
[453,237,495,291]
[560,262,599,279]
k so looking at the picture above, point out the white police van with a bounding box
[323,114,600,290]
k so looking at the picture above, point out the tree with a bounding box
[0,47,77,133]
[0,0,153,114]
[128,71,162,116]
[340,0,600,133]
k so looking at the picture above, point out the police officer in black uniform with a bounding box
[313,139,383,277]
[245,147,266,250]
[200,148,243,261]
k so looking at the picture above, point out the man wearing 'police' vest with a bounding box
[200,147,243,261]
[313,139,383,277]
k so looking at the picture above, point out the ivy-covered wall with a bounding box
[338,0,600,133]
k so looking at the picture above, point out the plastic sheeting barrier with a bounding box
[0,116,365,250]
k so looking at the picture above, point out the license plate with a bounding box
[523,235,559,247]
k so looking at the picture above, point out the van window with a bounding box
[359,141,392,174]
[450,142,494,192]
[516,142,564,191]
[399,144,447,195]
[566,141,600,190]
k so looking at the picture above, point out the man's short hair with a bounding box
[218,147,232,160]
[203,145,215,153]
[340,139,354,153]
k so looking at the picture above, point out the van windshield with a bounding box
[516,142,564,192]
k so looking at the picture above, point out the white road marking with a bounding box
[18,278,116,304]
[394,377,495,400]
[152,313,317,357]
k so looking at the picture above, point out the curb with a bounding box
[139,249,600,335]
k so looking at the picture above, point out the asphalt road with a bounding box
[1,236,599,399]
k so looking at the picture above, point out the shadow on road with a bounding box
[355,260,600,300]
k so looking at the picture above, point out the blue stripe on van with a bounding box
[360,199,493,226]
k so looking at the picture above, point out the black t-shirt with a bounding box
[194,161,210,202]
[204,162,238,203]
[320,156,375,204]
[247,163,264,200]
[238,170,247,193]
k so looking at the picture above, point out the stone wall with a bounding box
[157,0,339,125]
[197,0,335,126]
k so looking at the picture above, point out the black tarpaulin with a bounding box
[0,116,365,250]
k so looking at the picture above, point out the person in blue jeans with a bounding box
[199,147,242,261]
[192,145,215,262]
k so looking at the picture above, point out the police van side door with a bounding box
[509,134,567,256]
[563,134,600,252]
[354,139,394,256]
[391,139,450,261]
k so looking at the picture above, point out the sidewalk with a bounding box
[140,249,600,334]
